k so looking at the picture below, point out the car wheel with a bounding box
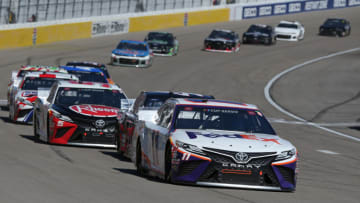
[264,38,271,45]
[47,115,51,144]
[33,113,39,139]
[339,30,346,37]
[165,143,173,183]
[136,140,145,176]
[116,134,124,155]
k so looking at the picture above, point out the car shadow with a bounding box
[19,134,43,144]
[100,151,131,162]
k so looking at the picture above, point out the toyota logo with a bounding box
[95,119,106,128]
[234,152,249,163]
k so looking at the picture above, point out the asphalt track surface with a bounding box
[0,7,359,203]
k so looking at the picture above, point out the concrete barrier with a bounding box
[187,8,230,26]
[0,28,33,49]
[129,13,184,32]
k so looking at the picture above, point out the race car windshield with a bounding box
[55,87,126,108]
[21,77,62,90]
[324,19,345,26]
[66,70,107,83]
[147,33,173,44]
[277,23,298,29]
[174,106,276,135]
[66,62,110,78]
[247,25,271,34]
[117,42,147,51]
[209,30,235,40]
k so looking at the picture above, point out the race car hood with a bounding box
[171,129,294,153]
[138,109,158,122]
[320,24,340,29]
[16,90,38,103]
[147,40,168,45]
[275,27,300,34]
[68,104,120,117]
[112,49,149,57]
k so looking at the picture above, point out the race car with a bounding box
[116,91,214,156]
[275,21,305,41]
[65,61,115,84]
[7,65,66,107]
[319,18,351,37]
[111,40,153,68]
[9,72,78,123]
[60,66,109,83]
[131,99,298,191]
[242,24,276,45]
[203,29,241,53]
[145,32,179,56]
[33,81,129,147]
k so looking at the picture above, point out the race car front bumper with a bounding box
[48,114,118,148]
[276,33,299,41]
[111,54,152,68]
[170,146,297,191]
[204,41,239,53]
[14,102,33,123]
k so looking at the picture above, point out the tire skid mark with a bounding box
[310,91,360,122]
[50,146,73,163]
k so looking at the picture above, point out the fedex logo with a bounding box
[186,132,280,144]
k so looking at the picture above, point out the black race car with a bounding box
[204,29,240,53]
[319,18,351,37]
[242,24,276,45]
[145,32,179,56]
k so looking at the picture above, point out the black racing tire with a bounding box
[116,134,124,155]
[33,113,39,139]
[164,142,173,183]
[47,115,51,144]
[136,140,145,176]
[347,29,351,36]
[338,30,346,37]
[264,38,271,46]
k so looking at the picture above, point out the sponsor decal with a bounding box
[305,0,328,11]
[92,19,129,37]
[349,0,360,6]
[274,4,287,14]
[222,162,262,169]
[259,6,272,16]
[333,0,346,7]
[243,7,257,18]
[22,91,37,97]
[186,132,280,144]
[95,119,106,128]
[69,104,119,117]
[288,3,301,12]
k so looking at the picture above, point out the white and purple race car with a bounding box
[130,98,298,191]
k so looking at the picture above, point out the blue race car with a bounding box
[60,66,109,83]
[111,40,153,68]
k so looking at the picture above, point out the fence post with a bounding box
[63,0,66,19]
[81,0,85,17]
[127,0,130,13]
[100,0,103,16]
[163,0,166,10]
[90,0,94,16]
[109,0,112,14]
[45,0,50,21]
[55,0,59,19]
[16,0,21,23]
[36,0,40,22]
[117,0,121,13]
[182,0,185,8]
[72,0,75,18]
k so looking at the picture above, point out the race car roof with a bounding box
[213,29,234,33]
[19,65,66,73]
[120,40,147,45]
[143,91,214,99]
[57,80,124,92]
[279,20,300,25]
[60,66,103,73]
[66,61,105,67]
[170,98,258,110]
[23,72,77,79]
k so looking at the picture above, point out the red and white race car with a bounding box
[33,81,129,147]
[9,72,78,123]
[7,65,66,107]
